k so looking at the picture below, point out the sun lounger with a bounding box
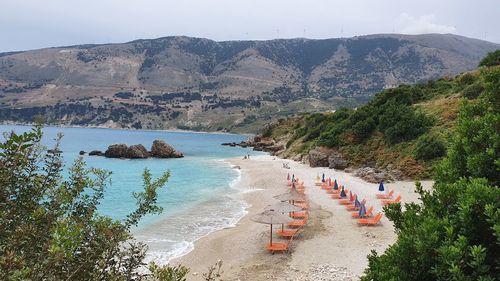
[290,211,307,219]
[376,190,394,199]
[276,228,298,239]
[267,228,301,254]
[357,213,383,226]
[352,206,374,218]
[294,202,309,209]
[287,215,308,228]
[331,189,348,199]
[381,195,401,205]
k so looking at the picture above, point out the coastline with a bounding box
[172,154,433,280]
[0,121,254,136]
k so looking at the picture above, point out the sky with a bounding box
[1,0,499,52]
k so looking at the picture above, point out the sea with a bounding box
[0,125,264,264]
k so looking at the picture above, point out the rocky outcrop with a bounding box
[95,140,183,159]
[354,167,394,183]
[126,144,149,159]
[104,144,129,158]
[328,152,349,170]
[89,150,104,156]
[222,135,285,156]
[308,148,329,167]
[150,140,183,158]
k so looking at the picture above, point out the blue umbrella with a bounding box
[340,186,346,198]
[333,179,338,190]
[358,203,367,218]
[322,173,325,182]
[354,198,360,208]
[378,182,385,192]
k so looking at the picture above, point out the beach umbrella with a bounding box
[378,181,385,192]
[328,177,332,186]
[265,202,303,213]
[316,174,320,181]
[291,181,296,189]
[333,179,338,190]
[322,173,325,182]
[354,198,361,208]
[265,201,304,231]
[349,191,353,201]
[292,174,295,182]
[340,186,346,198]
[251,209,294,245]
[358,203,367,218]
[274,188,306,202]
[287,173,290,181]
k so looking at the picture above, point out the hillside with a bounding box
[0,34,498,132]
[244,61,499,181]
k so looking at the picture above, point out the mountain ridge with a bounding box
[0,33,498,132]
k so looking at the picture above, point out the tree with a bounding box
[361,65,500,280]
[0,124,172,280]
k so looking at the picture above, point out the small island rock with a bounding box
[126,144,149,159]
[89,150,104,156]
[104,144,129,158]
[151,140,184,158]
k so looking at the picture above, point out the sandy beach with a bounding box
[173,155,433,280]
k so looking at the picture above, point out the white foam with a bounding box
[139,159,251,265]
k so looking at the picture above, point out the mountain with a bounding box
[0,34,498,132]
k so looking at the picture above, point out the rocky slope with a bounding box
[236,63,499,181]
[0,34,498,132]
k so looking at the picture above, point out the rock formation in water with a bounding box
[96,140,183,159]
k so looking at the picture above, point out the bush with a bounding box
[378,103,433,144]
[413,135,446,161]
[479,50,500,67]
[462,83,485,99]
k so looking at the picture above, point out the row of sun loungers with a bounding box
[316,177,402,227]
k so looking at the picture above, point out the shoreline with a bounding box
[171,154,433,280]
[0,122,255,137]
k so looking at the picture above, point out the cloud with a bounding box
[398,13,456,34]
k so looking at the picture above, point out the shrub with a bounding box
[479,50,500,67]
[413,135,446,161]
[378,103,433,144]
[462,83,485,99]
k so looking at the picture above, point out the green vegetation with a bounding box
[479,49,500,67]
[0,124,205,280]
[262,65,498,178]
[361,65,500,280]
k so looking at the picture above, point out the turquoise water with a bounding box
[0,125,263,263]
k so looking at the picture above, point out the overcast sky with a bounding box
[1,0,499,52]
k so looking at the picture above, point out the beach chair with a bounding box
[357,213,383,226]
[267,228,300,254]
[352,206,374,218]
[290,211,307,219]
[288,215,308,228]
[381,195,401,205]
[276,228,299,238]
[331,189,348,199]
[339,194,356,205]
[376,190,394,199]
[321,184,332,190]
[294,202,309,210]
[346,199,366,211]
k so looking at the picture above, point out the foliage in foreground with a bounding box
[361,66,500,280]
[0,124,179,280]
